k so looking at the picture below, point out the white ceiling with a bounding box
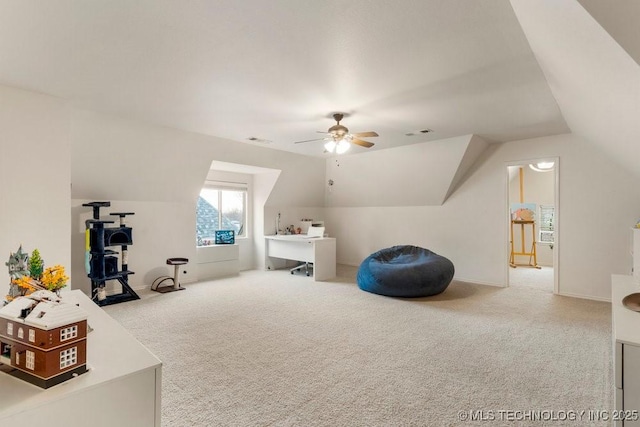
[0,0,570,157]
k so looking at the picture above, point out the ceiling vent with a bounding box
[405,129,433,136]
[246,137,271,144]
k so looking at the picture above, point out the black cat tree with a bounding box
[83,201,140,306]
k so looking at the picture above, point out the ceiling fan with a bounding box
[294,113,378,154]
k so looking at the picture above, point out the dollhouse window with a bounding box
[15,352,20,365]
[17,328,24,339]
[60,325,78,341]
[60,347,77,369]
[29,329,35,342]
[7,323,13,335]
[26,350,35,370]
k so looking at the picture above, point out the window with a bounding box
[15,351,20,366]
[17,328,23,339]
[539,205,555,244]
[29,329,35,343]
[60,325,78,341]
[26,350,35,370]
[60,347,77,369]
[197,182,247,246]
[7,323,13,336]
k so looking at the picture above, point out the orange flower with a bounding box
[13,276,33,290]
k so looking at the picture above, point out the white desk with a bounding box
[265,235,336,281]
[0,290,162,427]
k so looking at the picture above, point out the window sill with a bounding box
[197,237,248,249]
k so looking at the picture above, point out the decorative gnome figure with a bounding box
[5,245,30,302]
[5,246,68,303]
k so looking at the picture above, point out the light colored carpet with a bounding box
[509,266,554,292]
[105,265,612,426]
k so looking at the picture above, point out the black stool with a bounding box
[151,258,189,293]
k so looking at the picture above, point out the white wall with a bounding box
[70,109,326,289]
[326,133,640,301]
[325,135,476,207]
[71,199,195,295]
[0,86,71,298]
[3,83,638,302]
[253,171,280,270]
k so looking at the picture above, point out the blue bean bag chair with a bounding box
[357,245,454,297]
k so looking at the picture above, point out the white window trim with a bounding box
[203,180,248,191]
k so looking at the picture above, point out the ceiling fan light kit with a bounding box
[324,140,337,153]
[336,139,350,154]
[295,112,378,154]
[324,135,351,154]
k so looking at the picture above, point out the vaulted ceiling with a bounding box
[0,1,637,163]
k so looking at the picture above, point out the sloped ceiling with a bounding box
[0,0,567,157]
[577,0,640,67]
[325,134,486,207]
[510,0,640,178]
[2,0,639,206]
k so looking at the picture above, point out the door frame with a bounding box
[504,157,559,294]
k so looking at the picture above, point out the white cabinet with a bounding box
[624,345,640,425]
[0,290,162,426]
[612,275,640,426]
[196,244,240,280]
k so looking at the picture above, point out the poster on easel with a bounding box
[510,203,536,222]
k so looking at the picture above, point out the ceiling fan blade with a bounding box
[351,138,375,148]
[351,131,378,138]
[294,137,327,144]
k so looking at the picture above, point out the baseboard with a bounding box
[452,277,505,288]
[556,291,611,303]
[195,272,240,282]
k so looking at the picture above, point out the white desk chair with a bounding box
[290,227,325,277]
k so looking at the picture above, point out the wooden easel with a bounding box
[509,168,540,269]
[509,219,540,268]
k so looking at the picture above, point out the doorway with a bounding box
[506,158,558,293]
